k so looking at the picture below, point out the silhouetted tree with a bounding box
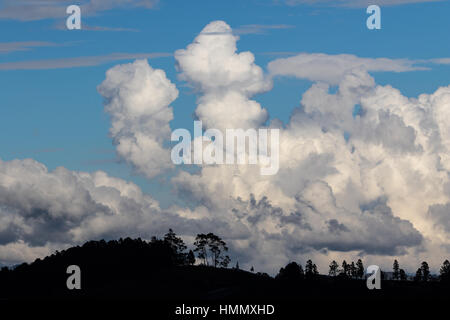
[186,250,196,266]
[209,234,229,268]
[399,269,407,281]
[194,233,229,268]
[250,266,254,272]
[341,260,349,277]
[350,262,357,279]
[256,272,270,278]
[420,261,430,282]
[440,260,450,282]
[276,262,304,281]
[393,260,400,280]
[235,261,240,270]
[220,255,231,268]
[193,234,209,265]
[356,259,364,279]
[305,259,313,275]
[414,268,422,282]
[305,260,319,278]
[313,264,319,276]
[164,229,187,264]
[329,260,339,277]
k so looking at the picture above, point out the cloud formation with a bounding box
[0,0,159,21]
[175,21,272,130]
[233,24,295,35]
[284,0,443,7]
[169,21,450,272]
[0,52,171,71]
[268,53,426,85]
[0,41,57,54]
[0,158,159,262]
[0,158,250,265]
[2,20,450,275]
[98,59,178,179]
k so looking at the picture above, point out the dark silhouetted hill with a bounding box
[1,237,450,302]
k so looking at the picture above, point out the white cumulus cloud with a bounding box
[98,59,178,179]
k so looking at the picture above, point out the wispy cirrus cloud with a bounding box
[0,41,57,54]
[198,23,295,37]
[10,148,64,156]
[0,0,159,21]
[267,52,431,84]
[52,21,140,32]
[233,24,295,35]
[78,25,140,32]
[284,0,445,7]
[0,52,171,70]
[430,58,450,64]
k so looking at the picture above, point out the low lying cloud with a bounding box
[0,158,253,266]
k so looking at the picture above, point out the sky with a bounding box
[1,0,450,275]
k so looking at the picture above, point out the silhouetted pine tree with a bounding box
[414,268,422,282]
[341,260,349,277]
[440,260,450,282]
[421,261,430,282]
[356,259,364,279]
[393,260,400,280]
[328,260,339,277]
[164,229,187,264]
[399,269,407,281]
[350,262,357,279]
[313,263,319,276]
[304,260,319,279]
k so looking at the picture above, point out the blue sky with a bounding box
[1,0,450,207]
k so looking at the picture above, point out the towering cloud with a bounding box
[175,21,272,130]
[169,21,450,273]
[98,59,178,179]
